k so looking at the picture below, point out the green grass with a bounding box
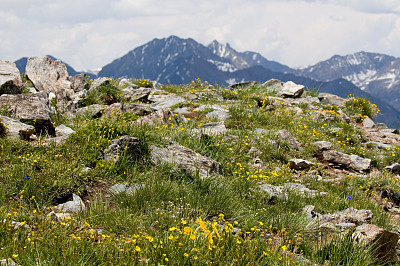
[0,78,399,265]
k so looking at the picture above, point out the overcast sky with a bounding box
[1,0,400,71]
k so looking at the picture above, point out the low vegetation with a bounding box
[1,78,399,265]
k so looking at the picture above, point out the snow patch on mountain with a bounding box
[207,59,237,72]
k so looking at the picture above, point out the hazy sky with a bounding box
[1,0,400,71]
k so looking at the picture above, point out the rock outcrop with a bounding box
[0,60,22,95]
[150,143,223,178]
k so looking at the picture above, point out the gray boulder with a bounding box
[314,141,371,172]
[261,79,284,90]
[206,109,230,121]
[25,57,73,108]
[316,207,373,232]
[277,129,302,151]
[55,194,86,213]
[197,121,227,136]
[288,159,314,170]
[150,143,223,178]
[122,87,152,102]
[0,92,55,136]
[0,116,35,140]
[89,77,110,91]
[353,223,399,260]
[280,81,304,98]
[318,93,346,106]
[149,92,185,110]
[70,74,89,92]
[229,81,257,89]
[0,60,22,95]
[259,183,326,198]
[135,109,180,125]
[55,124,75,140]
[385,163,400,174]
[362,116,375,128]
[101,136,141,163]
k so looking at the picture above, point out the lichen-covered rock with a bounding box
[289,159,314,170]
[76,104,106,118]
[25,56,73,106]
[318,93,346,106]
[148,92,185,110]
[316,207,373,232]
[0,60,22,95]
[150,143,223,178]
[277,129,302,151]
[0,116,35,140]
[122,87,152,101]
[259,183,326,198]
[135,109,180,125]
[101,136,141,163]
[314,141,371,172]
[353,223,399,260]
[0,92,55,136]
[70,74,89,92]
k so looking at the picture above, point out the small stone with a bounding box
[0,116,35,140]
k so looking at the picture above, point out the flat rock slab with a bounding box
[315,141,371,172]
[0,92,55,136]
[0,116,35,140]
[109,184,145,195]
[353,223,399,260]
[316,207,373,231]
[259,183,326,198]
[150,143,223,178]
[0,60,22,95]
[149,93,185,110]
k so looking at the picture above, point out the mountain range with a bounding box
[14,36,400,128]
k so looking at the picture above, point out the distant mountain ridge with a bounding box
[295,52,400,111]
[12,36,400,127]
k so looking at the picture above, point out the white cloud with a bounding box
[1,0,399,71]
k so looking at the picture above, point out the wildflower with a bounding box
[346,194,353,200]
[12,254,18,258]
[184,253,189,257]
[24,173,30,180]
[281,245,287,251]
[135,246,141,252]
